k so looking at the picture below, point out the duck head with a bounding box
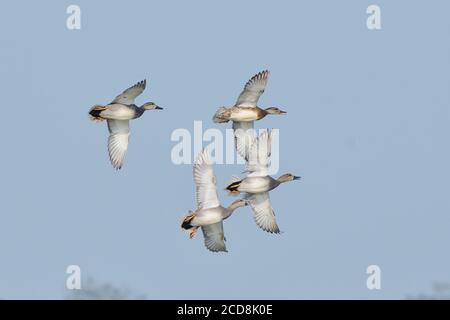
[142,102,163,110]
[277,173,301,184]
[229,199,249,211]
[265,107,286,115]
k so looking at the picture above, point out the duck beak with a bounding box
[279,110,287,115]
[293,176,301,180]
[155,106,163,110]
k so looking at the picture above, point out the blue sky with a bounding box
[0,0,449,299]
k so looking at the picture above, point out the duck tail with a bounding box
[213,107,231,123]
[89,105,107,122]
[181,211,196,230]
[225,176,242,196]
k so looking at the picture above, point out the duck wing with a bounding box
[236,130,272,177]
[107,120,130,170]
[232,121,254,132]
[235,70,269,107]
[201,221,227,252]
[233,121,255,159]
[193,149,220,209]
[111,80,146,105]
[246,192,280,234]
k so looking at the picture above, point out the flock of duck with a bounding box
[89,70,300,252]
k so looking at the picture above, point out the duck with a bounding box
[181,149,248,252]
[225,130,300,234]
[212,70,286,134]
[88,80,162,170]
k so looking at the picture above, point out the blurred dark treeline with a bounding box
[64,277,146,300]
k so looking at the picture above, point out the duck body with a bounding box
[185,206,231,228]
[227,106,267,122]
[90,103,144,121]
[235,176,280,194]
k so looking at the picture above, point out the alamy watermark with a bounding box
[170,121,280,175]
[66,5,81,30]
[66,265,81,290]
[366,265,381,290]
[366,5,381,30]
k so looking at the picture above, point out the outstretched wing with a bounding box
[107,120,130,170]
[111,80,146,105]
[193,149,220,209]
[246,192,280,234]
[236,130,272,177]
[235,70,269,107]
[232,121,254,132]
[201,222,227,252]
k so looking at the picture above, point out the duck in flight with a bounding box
[212,70,286,134]
[181,149,248,252]
[89,80,162,170]
[226,130,300,234]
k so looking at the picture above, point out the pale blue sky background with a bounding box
[0,0,449,299]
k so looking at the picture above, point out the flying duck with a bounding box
[212,70,286,135]
[181,149,248,252]
[225,130,300,234]
[88,80,162,169]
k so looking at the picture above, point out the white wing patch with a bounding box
[111,80,146,105]
[235,70,270,107]
[246,192,280,234]
[107,120,130,170]
[193,149,220,209]
[201,221,227,252]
